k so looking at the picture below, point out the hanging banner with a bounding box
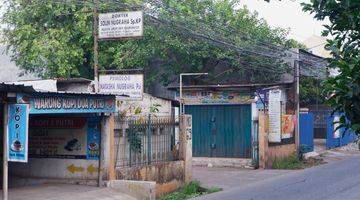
[8,104,29,162]
[99,11,143,39]
[99,74,144,100]
[87,121,100,160]
[268,89,282,142]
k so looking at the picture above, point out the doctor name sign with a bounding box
[8,104,29,162]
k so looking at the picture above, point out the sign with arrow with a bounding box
[67,164,84,174]
[87,164,99,175]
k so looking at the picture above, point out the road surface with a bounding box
[197,155,360,200]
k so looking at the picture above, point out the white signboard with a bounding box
[268,89,282,142]
[99,74,144,100]
[333,116,341,138]
[99,11,143,39]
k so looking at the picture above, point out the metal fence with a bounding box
[114,115,178,168]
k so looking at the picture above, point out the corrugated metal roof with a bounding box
[0,82,37,93]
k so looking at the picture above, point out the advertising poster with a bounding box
[8,104,29,162]
[178,91,252,105]
[29,117,87,159]
[281,115,295,139]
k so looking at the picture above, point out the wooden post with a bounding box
[3,103,8,200]
[258,112,268,169]
[108,114,116,181]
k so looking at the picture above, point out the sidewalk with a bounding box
[7,184,136,200]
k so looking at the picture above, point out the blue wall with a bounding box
[326,115,358,149]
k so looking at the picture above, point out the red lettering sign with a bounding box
[29,117,87,129]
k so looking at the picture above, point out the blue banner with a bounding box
[17,93,115,114]
[8,104,29,162]
[87,120,100,160]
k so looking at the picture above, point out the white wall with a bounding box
[117,93,172,117]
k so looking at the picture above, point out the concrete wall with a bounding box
[9,159,99,183]
[116,161,185,198]
[113,115,192,198]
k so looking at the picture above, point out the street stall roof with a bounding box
[0,82,117,114]
[0,82,37,93]
[167,81,294,91]
[0,82,115,96]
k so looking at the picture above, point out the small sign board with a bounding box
[99,11,143,39]
[99,74,144,100]
[8,104,29,162]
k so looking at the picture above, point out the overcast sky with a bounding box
[238,0,329,42]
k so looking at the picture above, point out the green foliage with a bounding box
[299,76,326,107]
[149,103,161,113]
[161,181,221,200]
[128,130,142,153]
[272,155,304,170]
[2,0,297,84]
[134,106,142,115]
[272,154,322,170]
[302,0,360,135]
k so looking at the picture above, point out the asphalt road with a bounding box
[197,155,360,200]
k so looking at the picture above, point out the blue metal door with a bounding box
[299,113,314,153]
[185,105,252,158]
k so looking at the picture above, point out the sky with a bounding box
[237,0,329,42]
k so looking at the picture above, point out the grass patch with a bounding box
[272,154,323,170]
[161,181,222,200]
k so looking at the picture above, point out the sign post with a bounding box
[3,104,8,200]
[268,89,282,143]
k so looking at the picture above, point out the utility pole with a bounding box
[294,60,300,155]
[93,0,99,92]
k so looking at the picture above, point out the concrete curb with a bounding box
[106,180,156,200]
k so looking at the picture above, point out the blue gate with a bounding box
[300,113,314,153]
[326,115,358,149]
[185,105,252,158]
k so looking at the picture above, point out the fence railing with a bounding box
[114,115,178,168]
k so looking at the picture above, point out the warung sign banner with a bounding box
[8,104,29,162]
[99,11,143,39]
[99,74,144,100]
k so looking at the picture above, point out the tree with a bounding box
[302,0,360,134]
[2,0,298,85]
[299,76,325,107]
